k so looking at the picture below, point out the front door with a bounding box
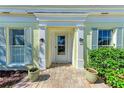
[55,33,68,63]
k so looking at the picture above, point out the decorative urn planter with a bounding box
[28,67,40,82]
[85,68,98,83]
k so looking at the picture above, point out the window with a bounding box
[10,29,24,45]
[98,30,113,47]
[9,29,25,64]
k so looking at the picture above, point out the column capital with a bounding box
[115,27,124,29]
[76,25,85,31]
[39,24,47,27]
[39,24,47,30]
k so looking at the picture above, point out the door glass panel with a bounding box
[57,36,65,55]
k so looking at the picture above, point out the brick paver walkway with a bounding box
[12,64,109,88]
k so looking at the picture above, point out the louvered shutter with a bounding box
[92,28,98,49]
[116,27,123,48]
[24,27,33,64]
[0,27,6,65]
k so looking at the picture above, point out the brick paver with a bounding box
[13,64,109,88]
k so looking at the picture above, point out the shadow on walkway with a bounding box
[34,74,50,82]
[95,77,105,84]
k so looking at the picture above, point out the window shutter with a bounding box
[24,27,33,64]
[92,28,98,49]
[0,27,6,65]
[116,28,123,48]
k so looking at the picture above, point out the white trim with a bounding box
[48,27,74,64]
[3,6,124,13]
[113,28,117,48]
[96,29,98,49]
[34,13,89,17]
[37,20,86,22]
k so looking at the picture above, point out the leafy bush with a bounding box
[88,47,124,88]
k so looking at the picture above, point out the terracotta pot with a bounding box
[28,69,40,82]
[85,68,98,83]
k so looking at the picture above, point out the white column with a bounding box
[76,25,84,69]
[113,28,117,48]
[39,25,46,70]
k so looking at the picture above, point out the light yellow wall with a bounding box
[46,27,51,68]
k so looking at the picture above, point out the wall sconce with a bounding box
[40,38,45,44]
[79,38,83,45]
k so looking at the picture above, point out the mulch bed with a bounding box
[0,70,27,88]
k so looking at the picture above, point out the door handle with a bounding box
[55,46,57,48]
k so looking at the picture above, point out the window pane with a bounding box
[99,30,103,38]
[108,37,111,45]
[102,31,108,38]
[98,30,112,47]
[108,30,111,37]
[57,36,65,55]
[10,29,24,45]
[102,38,108,45]
[98,30,102,45]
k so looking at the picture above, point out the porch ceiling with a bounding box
[34,13,87,26]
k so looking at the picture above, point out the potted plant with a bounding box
[27,65,40,82]
[84,68,98,83]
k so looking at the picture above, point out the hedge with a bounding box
[88,47,124,88]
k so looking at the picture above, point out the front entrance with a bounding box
[35,13,86,69]
[48,27,74,65]
[55,33,68,63]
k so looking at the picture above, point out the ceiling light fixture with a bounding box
[2,12,10,14]
[101,12,109,14]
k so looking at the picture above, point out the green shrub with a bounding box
[88,47,124,88]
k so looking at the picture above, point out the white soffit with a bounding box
[34,13,89,17]
[34,13,88,22]
[1,5,124,13]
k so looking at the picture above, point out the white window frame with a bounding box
[9,27,25,65]
[98,29,114,48]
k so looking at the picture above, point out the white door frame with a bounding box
[55,32,68,63]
